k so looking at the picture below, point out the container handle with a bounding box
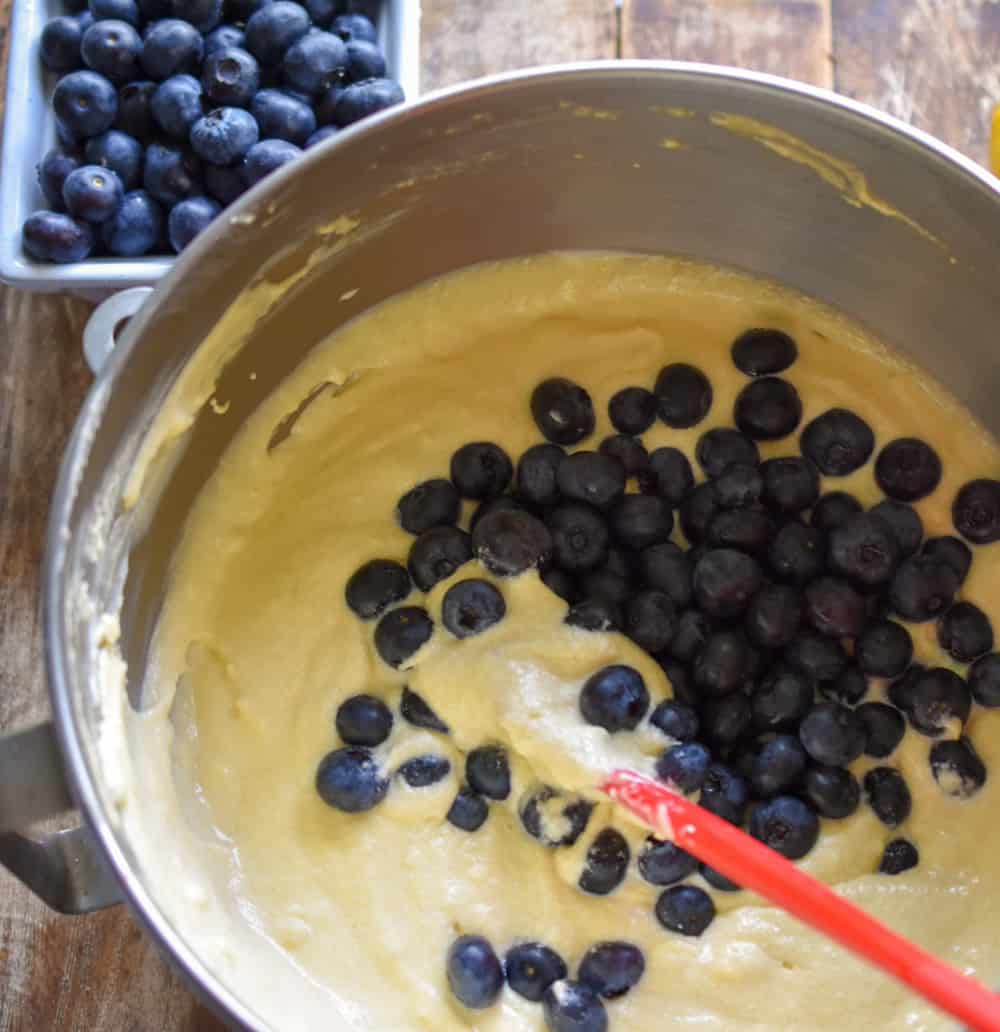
[0,722,123,913]
[82,287,154,376]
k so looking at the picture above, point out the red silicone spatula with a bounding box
[601,767,1000,1032]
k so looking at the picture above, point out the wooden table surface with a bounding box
[1,1,998,1028]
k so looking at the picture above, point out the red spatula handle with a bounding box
[602,768,1000,1032]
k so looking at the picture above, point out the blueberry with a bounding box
[331,12,377,42]
[879,839,919,875]
[577,568,630,608]
[693,628,748,695]
[649,700,699,741]
[565,598,620,632]
[394,479,458,536]
[800,408,875,476]
[746,583,802,648]
[828,512,900,588]
[81,19,141,83]
[543,980,608,1032]
[166,0,222,31]
[345,558,410,619]
[706,508,772,554]
[556,452,626,511]
[642,447,694,506]
[282,31,347,96]
[41,16,86,72]
[514,443,564,507]
[700,863,741,892]
[472,509,551,577]
[698,763,748,824]
[151,74,203,140]
[638,543,691,607]
[803,576,865,638]
[784,631,847,683]
[803,764,860,819]
[305,124,339,148]
[953,479,1000,544]
[38,149,82,210]
[21,212,95,263]
[401,686,448,733]
[731,327,797,375]
[811,491,863,532]
[447,442,511,500]
[53,70,118,138]
[140,18,204,79]
[542,506,606,573]
[922,536,973,584]
[752,735,807,797]
[399,754,450,787]
[751,664,812,732]
[246,90,310,146]
[205,24,246,54]
[856,702,905,759]
[374,606,433,668]
[84,129,142,190]
[89,0,139,23]
[100,188,162,255]
[666,608,712,663]
[606,386,655,435]
[465,744,510,800]
[749,795,819,859]
[520,786,592,847]
[856,619,913,678]
[799,702,867,766]
[244,0,310,64]
[579,829,630,896]
[636,837,697,885]
[503,943,567,1003]
[315,746,387,811]
[768,521,824,584]
[301,0,336,26]
[888,663,924,713]
[712,463,762,509]
[655,885,716,936]
[62,164,123,223]
[540,566,577,605]
[621,590,675,653]
[335,693,392,747]
[875,438,942,501]
[654,363,712,428]
[139,144,200,208]
[696,428,759,478]
[328,76,403,127]
[678,482,719,544]
[201,47,260,107]
[655,741,711,792]
[930,737,987,798]
[905,667,971,737]
[889,555,958,622]
[970,653,1000,707]
[733,377,802,440]
[114,79,157,140]
[578,941,644,999]
[242,137,302,185]
[469,495,528,533]
[871,499,923,556]
[761,457,820,513]
[190,107,257,167]
[446,935,504,1010]
[344,38,386,81]
[938,601,994,662]
[863,766,912,826]
[692,548,762,619]
[580,665,649,733]
[441,579,506,639]
[700,693,753,747]
[599,434,648,480]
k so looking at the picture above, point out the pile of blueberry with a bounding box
[317,326,1000,984]
[447,936,642,1032]
[24,0,403,262]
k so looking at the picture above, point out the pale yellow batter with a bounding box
[136,254,1000,1031]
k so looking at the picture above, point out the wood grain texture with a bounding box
[622,0,835,87]
[832,0,1000,167]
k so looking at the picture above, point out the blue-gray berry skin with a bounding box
[101,189,162,255]
[190,107,259,165]
[22,211,95,263]
[54,70,119,139]
[167,196,221,253]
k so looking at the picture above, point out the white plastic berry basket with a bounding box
[0,0,421,297]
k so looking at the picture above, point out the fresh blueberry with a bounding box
[331,12,377,42]
[530,380,597,446]
[514,443,563,507]
[345,558,410,619]
[205,24,245,54]
[641,447,694,506]
[21,211,95,263]
[441,579,506,639]
[666,608,712,662]
[856,702,905,759]
[446,787,488,831]
[784,631,848,683]
[696,428,759,478]
[374,606,433,668]
[84,129,142,191]
[341,39,384,82]
[655,741,711,792]
[749,795,819,859]
[543,981,608,1032]
[556,452,626,511]
[827,511,899,588]
[300,0,336,25]
[396,479,459,535]
[41,16,86,72]
[466,745,510,800]
[244,0,311,64]
[888,663,925,713]
[472,509,551,577]
[731,327,797,375]
[282,30,347,95]
[201,46,260,107]
[166,0,222,32]
[599,434,649,479]
[637,837,698,885]
[520,786,593,847]
[970,653,1000,707]
[450,442,513,500]
[399,754,450,788]
[922,536,973,584]
[622,589,676,653]
[401,686,448,733]
[565,598,620,632]
[607,386,656,435]
[675,485,717,548]
[700,863,741,892]
[151,74,203,139]
[447,935,504,1009]
[905,667,971,737]
[62,164,123,222]
[733,377,802,440]
[580,665,649,733]
[938,601,994,662]
[654,362,713,428]
[751,735,807,797]
[100,188,161,255]
[746,583,802,649]
[37,149,81,210]
[700,693,753,747]
[694,628,749,695]
[698,763,748,824]
[247,88,314,143]
[655,885,716,936]
[638,542,691,607]
[613,496,675,553]
[889,555,958,622]
[53,70,118,138]
[875,437,942,501]
[579,829,630,895]
[799,703,867,766]
[803,576,865,638]
[930,737,987,798]
[305,124,339,147]
[811,491,863,532]
[761,457,820,513]
[768,521,825,584]
[315,746,387,811]
[712,463,763,508]
[241,138,302,185]
[803,763,860,819]
[541,566,577,603]
[752,664,814,731]
[800,407,875,476]
[649,700,699,741]
[692,548,762,619]
[89,0,139,24]
[856,619,912,678]
[191,106,259,165]
[546,504,609,572]
[953,478,1000,544]
[81,20,142,83]
[335,693,392,747]
[879,839,919,875]
[114,79,157,140]
[871,499,923,556]
[140,18,204,79]
[505,943,567,1002]
[579,941,644,999]
[863,766,912,826]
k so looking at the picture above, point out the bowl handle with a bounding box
[0,723,122,913]
[82,287,154,376]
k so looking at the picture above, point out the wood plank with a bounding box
[832,0,1000,166]
[622,0,834,88]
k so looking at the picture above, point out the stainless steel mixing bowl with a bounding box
[4,62,1000,1030]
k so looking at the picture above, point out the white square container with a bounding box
[0,0,421,294]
